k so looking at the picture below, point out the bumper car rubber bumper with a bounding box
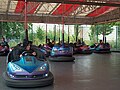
[0,51,9,56]
[77,50,93,54]
[3,72,54,87]
[94,50,111,53]
[49,56,75,62]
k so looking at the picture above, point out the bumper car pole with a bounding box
[68,25,70,44]
[62,16,64,45]
[46,24,48,44]
[24,0,28,41]
[59,24,60,44]
[54,25,56,42]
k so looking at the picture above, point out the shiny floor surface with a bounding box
[0,53,120,90]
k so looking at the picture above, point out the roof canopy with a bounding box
[0,0,120,24]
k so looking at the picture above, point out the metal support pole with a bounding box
[46,24,47,44]
[54,25,56,42]
[59,24,60,44]
[103,31,104,43]
[81,26,83,43]
[1,22,3,37]
[116,26,118,49]
[68,25,70,44]
[103,26,105,43]
[105,26,106,43]
[25,0,28,41]
[96,25,98,43]
[75,25,78,43]
[31,25,33,41]
[62,17,64,45]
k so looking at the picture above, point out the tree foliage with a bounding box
[28,23,34,41]
[94,24,113,35]
[36,27,45,42]
[72,24,82,42]
[47,30,54,41]
[89,23,114,44]
[0,22,24,39]
[0,22,33,41]
[112,22,120,48]
[89,25,98,43]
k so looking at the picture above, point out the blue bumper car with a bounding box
[39,48,50,57]
[3,46,54,87]
[49,45,75,61]
[94,43,111,53]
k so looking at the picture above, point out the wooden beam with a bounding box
[0,13,93,24]
[93,8,120,24]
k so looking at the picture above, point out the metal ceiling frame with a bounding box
[49,3,59,14]
[34,2,43,14]
[93,8,120,24]
[13,0,120,7]
[73,5,98,16]
[0,0,120,24]
[6,0,11,13]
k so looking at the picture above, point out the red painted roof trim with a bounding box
[87,6,116,17]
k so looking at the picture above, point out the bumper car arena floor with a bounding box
[0,52,120,90]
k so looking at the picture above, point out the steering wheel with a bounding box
[21,51,33,56]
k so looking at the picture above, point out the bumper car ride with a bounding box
[94,48,111,53]
[74,45,93,54]
[49,45,75,62]
[94,43,111,53]
[39,48,50,57]
[3,47,54,87]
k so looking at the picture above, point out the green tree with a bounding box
[0,22,24,39]
[47,30,54,41]
[36,27,45,43]
[89,25,98,44]
[89,24,114,44]
[0,22,34,47]
[94,24,113,35]
[28,23,34,41]
[0,22,33,40]
[72,24,82,42]
[112,22,120,48]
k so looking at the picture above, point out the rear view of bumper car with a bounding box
[74,45,93,54]
[49,45,75,62]
[94,43,111,53]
